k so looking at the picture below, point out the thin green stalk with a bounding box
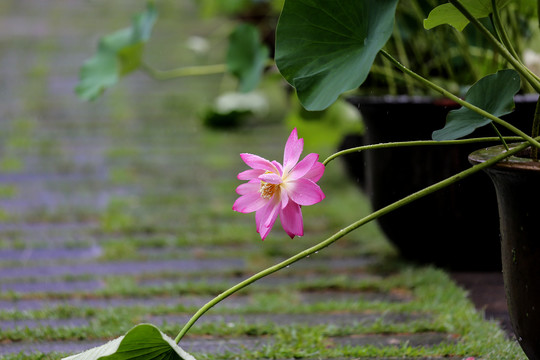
[538,0,540,28]
[490,0,521,63]
[452,28,480,81]
[410,1,452,79]
[141,58,276,81]
[489,123,509,150]
[448,0,540,92]
[381,53,398,95]
[391,25,415,94]
[380,49,540,150]
[323,137,522,166]
[141,62,228,80]
[175,139,532,344]
[490,0,537,92]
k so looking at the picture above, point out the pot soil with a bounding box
[469,144,540,360]
[341,94,537,270]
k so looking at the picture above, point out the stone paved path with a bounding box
[0,1,523,359]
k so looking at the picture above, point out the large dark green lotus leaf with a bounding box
[275,0,399,111]
[227,23,269,93]
[75,2,157,101]
[61,324,196,360]
[424,0,511,31]
[432,69,520,141]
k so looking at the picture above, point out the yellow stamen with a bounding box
[259,171,279,199]
[259,181,278,199]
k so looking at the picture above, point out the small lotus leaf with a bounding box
[424,0,511,31]
[432,69,521,141]
[75,3,157,101]
[62,324,196,360]
[227,24,270,93]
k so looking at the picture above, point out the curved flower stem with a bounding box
[379,49,540,150]
[175,139,533,344]
[141,62,228,80]
[448,0,540,92]
[323,136,522,166]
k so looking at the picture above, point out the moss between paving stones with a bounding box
[0,265,525,358]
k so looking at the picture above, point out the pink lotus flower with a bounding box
[233,128,325,240]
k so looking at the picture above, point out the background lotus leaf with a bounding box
[275,0,399,111]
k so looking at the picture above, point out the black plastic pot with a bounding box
[469,144,540,360]
[341,94,537,270]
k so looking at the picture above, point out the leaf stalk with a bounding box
[141,62,228,80]
[379,50,540,150]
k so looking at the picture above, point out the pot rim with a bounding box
[469,142,540,172]
[347,93,539,106]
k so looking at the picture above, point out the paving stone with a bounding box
[0,247,102,262]
[0,224,98,247]
[138,270,382,289]
[0,296,224,312]
[0,222,98,234]
[0,317,89,331]
[0,191,109,214]
[0,337,267,356]
[452,272,512,337]
[0,259,245,280]
[149,312,430,329]
[0,291,404,312]
[0,312,428,332]
[331,333,457,348]
[0,279,103,294]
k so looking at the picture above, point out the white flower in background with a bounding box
[186,36,210,55]
[524,49,540,77]
[215,91,269,116]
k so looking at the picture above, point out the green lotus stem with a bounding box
[379,49,540,150]
[448,0,540,93]
[392,25,415,94]
[450,28,478,82]
[538,0,540,28]
[489,123,509,151]
[175,138,534,344]
[490,0,538,91]
[323,137,523,166]
[141,62,228,80]
[490,0,521,64]
[141,58,276,81]
[381,54,398,95]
